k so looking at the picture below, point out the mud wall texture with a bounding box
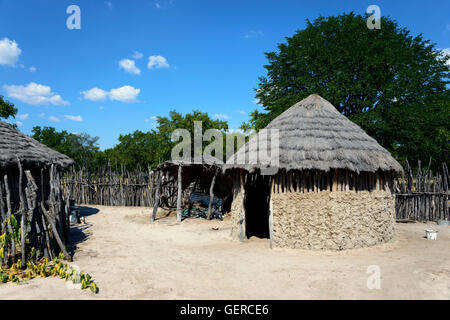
[271,190,395,250]
[230,185,245,240]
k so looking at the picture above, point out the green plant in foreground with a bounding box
[0,251,99,294]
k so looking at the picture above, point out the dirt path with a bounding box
[1,205,449,299]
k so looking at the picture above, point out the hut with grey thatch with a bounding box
[223,94,403,250]
[0,121,74,266]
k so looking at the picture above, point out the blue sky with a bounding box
[0,0,449,149]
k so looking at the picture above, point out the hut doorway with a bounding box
[244,174,271,239]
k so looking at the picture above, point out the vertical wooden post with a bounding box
[176,165,183,222]
[17,158,27,264]
[207,168,219,220]
[151,170,162,222]
[239,170,245,242]
[269,189,274,249]
[3,175,14,264]
[332,169,338,192]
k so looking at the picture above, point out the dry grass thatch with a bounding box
[158,155,224,169]
[0,120,74,168]
[224,94,403,174]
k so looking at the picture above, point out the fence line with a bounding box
[395,161,449,221]
[61,164,180,208]
[63,161,449,222]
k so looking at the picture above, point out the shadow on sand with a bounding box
[68,206,100,258]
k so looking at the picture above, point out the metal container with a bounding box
[426,229,438,240]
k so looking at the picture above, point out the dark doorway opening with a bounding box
[244,173,271,239]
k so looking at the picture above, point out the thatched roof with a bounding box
[224,94,403,174]
[158,155,223,170]
[0,121,74,168]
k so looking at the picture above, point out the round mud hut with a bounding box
[0,121,74,265]
[224,94,403,250]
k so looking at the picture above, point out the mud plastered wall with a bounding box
[271,190,395,250]
[230,186,245,240]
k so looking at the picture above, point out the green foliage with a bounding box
[0,95,17,120]
[31,110,230,171]
[244,12,449,169]
[31,126,102,169]
[103,110,229,170]
[0,255,99,294]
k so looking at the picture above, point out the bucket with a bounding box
[426,229,438,240]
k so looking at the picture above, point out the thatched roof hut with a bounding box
[0,121,73,265]
[224,94,402,173]
[224,94,403,250]
[0,121,73,169]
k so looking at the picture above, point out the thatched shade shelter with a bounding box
[152,155,232,221]
[224,94,403,250]
[0,121,74,265]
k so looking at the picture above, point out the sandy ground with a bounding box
[1,205,449,300]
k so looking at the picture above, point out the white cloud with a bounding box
[145,116,158,122]
[132,51,143,59]
[17,113,29,121]
[440,48,450,66]
[109,85,140,103]
[0,38,22,67]
[243,30,264,39]
[29,66,36,72]
[148,55,169,69]
[82,85,140,103]
[253,98,262,105]
[3,82,69,106]
[81,87,109,101]
[119,58,141,75]
[99,106,105,110]
[15,121,24,127]
[48,116,60,123]
[64,114,83,122]
[214,113,230,119]
[38,113,45,118]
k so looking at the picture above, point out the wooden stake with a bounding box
[151,171,162,222]
[176,165,183,222]
[207,168,218,220]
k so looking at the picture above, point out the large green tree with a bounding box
[0,95,17,120]
[244,12,449,168]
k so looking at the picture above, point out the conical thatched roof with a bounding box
[224,94,402,174]
[0,121,74,168]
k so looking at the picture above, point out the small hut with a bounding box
[152,155,232,221]
[224,94,403,250]
[0,121,74,265]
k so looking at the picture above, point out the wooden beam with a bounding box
[151,171,162,222]
[239,170,245,242]
[176,165,183,222]
[269,196,274,249]
[332,169,338,192]
[206,168,218,220]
